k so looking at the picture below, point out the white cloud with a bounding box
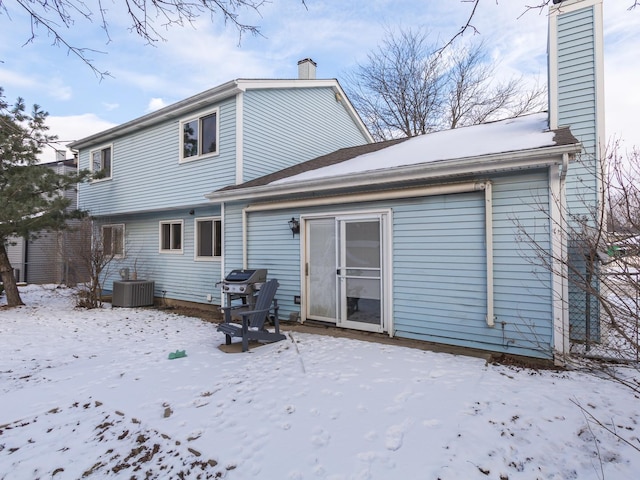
[102,102,120,111]
[39,114,118,163]
[0,69,40,91]
[49,80,73,101]
[146,98,167,112]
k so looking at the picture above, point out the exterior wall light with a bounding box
[288,217,300,237]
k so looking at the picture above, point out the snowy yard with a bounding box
[1,285,639,479]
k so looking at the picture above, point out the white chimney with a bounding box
[297,58,317,80]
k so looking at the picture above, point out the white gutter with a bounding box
[240,180,496,327]
[206,144,580,204]
[243,181,487,213]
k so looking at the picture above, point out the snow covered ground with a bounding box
[1,284,639,479]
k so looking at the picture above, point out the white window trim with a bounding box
[89,143,113,182]
[194,216,222,262]
[159,220,184,254]
[102,223,125,259]
[179,107,220,163]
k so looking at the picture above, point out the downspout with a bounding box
[221,202,226,303]
[560,153,570,360]
[561,152,569,183]
[485,182,495,327]
[242,208,248,269]
[551,153,570,363]
[235,92,244,185]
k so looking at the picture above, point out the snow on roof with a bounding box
[272,112,556,185]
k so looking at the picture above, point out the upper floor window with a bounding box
[180,109,219,162]
[195,217,222,260]
[160,220,183,253]
[91,145,112,180]
[102,224,124,258]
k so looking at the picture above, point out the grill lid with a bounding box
[224,269,267,283]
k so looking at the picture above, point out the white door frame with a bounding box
[301,209,393,335]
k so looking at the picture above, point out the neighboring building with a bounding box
[70,1,604,362]
[6,157,85,285]
[68,62,373,304]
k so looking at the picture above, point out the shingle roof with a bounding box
[219,137,409,192]
[220,114,578,193]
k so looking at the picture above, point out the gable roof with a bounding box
[207,113,580,203]
[68,79,372,149]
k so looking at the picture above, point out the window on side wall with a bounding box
[90,145,113,180]
[180,109,219,162]
[102,224,124,258]
[195,217,222,260]
[159,220,183,253]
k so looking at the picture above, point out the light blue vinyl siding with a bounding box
[222,203,245,278]
[245,209,304,318]
[235,171,554,358]
[393,193,487,342]
[78,98,237,216]
[556,5,601,341]
[492,174,553,358]
[100,207,224,305]
[242,88,369,182]
[391,174,552,358]
[394,175,552,358]
[556,6,599,216]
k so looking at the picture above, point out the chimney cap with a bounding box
[297,58,317,67]
[297,58,317,80]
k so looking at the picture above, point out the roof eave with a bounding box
[205,143,581,204]
[68,78,373,150]
[68,80,242,150]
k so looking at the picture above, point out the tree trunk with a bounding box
[0,242,24,307]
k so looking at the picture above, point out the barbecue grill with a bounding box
[217,268,267,310]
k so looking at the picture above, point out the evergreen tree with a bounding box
[0,87,88,306]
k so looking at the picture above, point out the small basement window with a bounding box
[195,217,222,260]
[102,224,124,258]
[159,220,183,253]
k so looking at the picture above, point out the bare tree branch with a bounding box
[438,0,480,55]
[448,0,638,54]
[345,28,546,141]
[2,0,268,77]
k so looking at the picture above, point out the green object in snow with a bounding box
[607,245,621,257]
[168,350,187,360]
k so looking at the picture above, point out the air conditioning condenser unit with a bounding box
[112,280,155,307]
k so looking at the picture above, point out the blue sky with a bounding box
[0,1,638,163]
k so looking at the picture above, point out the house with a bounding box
[202,0,604,362]
[68,60,373,306]
[207,113,581,360]
[6,156,86,285]
[70,0,604,362]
